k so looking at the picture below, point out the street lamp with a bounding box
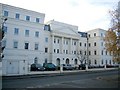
[86,33,89,71]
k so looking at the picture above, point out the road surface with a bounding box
[2,70,119,88]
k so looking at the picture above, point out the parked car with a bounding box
[71,64,79,70]
[30,63,45,71]
[79,64,86,70]
[62,64,74,70]
[43,63,56,71]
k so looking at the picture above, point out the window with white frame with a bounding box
[34,43,39,50]
[57,49,59,53]
[26,16,30,21]
[106,60,107,65]
[66,40,68,45]
[94,42,96,46]
[80,42,82,46]
[14,28,19,35]
[45,48,48,53]
[25,30,29,36]
[13,41,18,48]
[36,18,40,23]
[45,37,48,42]
[101,59,104,64]
[57,39,59,44]
[15,13,20,19]
[4,11,8,16]
[35,31,39,37]
[54,49,56,53]
[94,50,97,55]
[66,50,68,54]
[101,50,103,55]
[24,42,29,49]
[94,33,96,37]
[54,39,56,43]
[94,60,97,65]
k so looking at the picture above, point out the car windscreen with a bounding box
[36,64,42,67]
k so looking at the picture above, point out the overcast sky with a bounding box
[0,0,119,31]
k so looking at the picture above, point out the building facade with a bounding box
[0,3,116,76]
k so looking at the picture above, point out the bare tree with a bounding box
[76,50,86,65]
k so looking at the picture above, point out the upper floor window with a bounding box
[15,13,20,19]
[44,25,50,31]
[94,42,96,46]
[84,51,86,55]
[89,43,91,47]
[101,50,103,55]
[24,42,29,49]
[57,39,59,44]
[4,11,8,16]
[80,51,82,55]
[74,51,76,54]
[74,42,76,45]
[63,50,65,53]
[45,37,48,42]
[36,18,40,23]
[54,39,56,43]
[101,42,103,46]
[66,50,68,54]
[89,60,91,65]
[45,48,48,53]
[94,50,97,55]
[109,60,111,64]
[26,16,30,21]
[94,60,97,64]
[25,30,29,36]
[34,43,39,50]
[35,31,39,37]
[54,49,56,53]
[105,51,107,55]
[101,59,104,64]
[84,43,86,47]
[88,34,90,37]
[80,42,82,46]
[66,40,68,45]
[89,51,91,55]
[57,49,59,53]
[14,28,19,35]
[106,60,107,64]
[13,41,18,48]
[94,33,96,37]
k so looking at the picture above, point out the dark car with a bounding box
[43,63,56,71]
[30,63,45,71]
[79,64,86,70]
[63,64,74,70]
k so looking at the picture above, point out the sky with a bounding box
[0,0,119,32]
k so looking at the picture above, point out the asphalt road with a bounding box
[2,70,119,88]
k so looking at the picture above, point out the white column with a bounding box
[61,37,64,54]
[50,35,54,63]
[70,38,72,54]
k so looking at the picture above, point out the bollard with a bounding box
[60,64,63,72]
[86,64,88,71]
[104,64,106,69]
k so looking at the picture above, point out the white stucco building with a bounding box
[0,3,116,76]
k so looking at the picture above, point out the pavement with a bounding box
[2,68,119,80]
